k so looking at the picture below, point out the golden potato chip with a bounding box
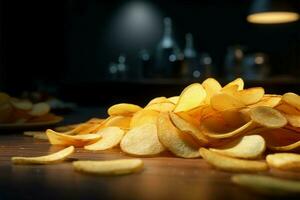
[174,83,206,113]
[210,93,245,111]
[73,159,143,175]
[157,113,200,158]
[199,148,268,172]
[10,98,33,111]
[223,78,244,91]
[144,102,175,112]
[130,109,159,128]
[108,103,142,116]
[120,123,165,156]
[283,113,300,127]
[235,87,265,105]
[167,96,179,104]
[169,112,208,145]
[248,95,281,108]
[28,102,50,116]
[260,128,300,151]
[104,116,131,130]
[202,78,222,103]
[46,129,101,147]
[249,106,287,128]
[276,103,300,115]
[282,92,300,110]
[231,174,300,196]
[84,127,125,151]
[209,135,266,159]
[221,84,239,95]
[12,146,74,165]
[146,96,169,106]
[266,153,300,171]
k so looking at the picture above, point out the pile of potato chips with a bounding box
[0,92,58,124]
[35,77,300,174]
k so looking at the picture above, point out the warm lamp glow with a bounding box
[247,12,299,24]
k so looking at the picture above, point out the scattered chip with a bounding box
[157,113,200,158]
[199,148,268,172]
[12,146,74,165]
[231,174,300,196]
[46,129,101,147]
[209,135,266,159]
[84,127,125,151]
[120,123,165,156]
[28,102,50,116]
[266,153,300,172]
[73,159,143,175]
[174,83,206,113]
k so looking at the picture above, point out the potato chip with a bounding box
[10,98,33,110]
[144,102,175,112]
[199,148,268,172]
[108,103,142,116]
[157,113,200,158]
[46,129,101,147]
[248,95,282,108]
[235,87,265,105]
[130,109,159,128]
[12,146,74,165]
[221,84,239,95]
[84,127,125,151]
[260,128,300,151]
[120,123,165,156]
[33,132,48,140]
[104,116,131,130]
[224,78,244,91]
[73,159,143,176]
[249,106,287,128]
[169,112,208,145]
[28,102,50,116]
[276,103,300,115]
[266,153,300,172]
[202,78,222,103]
[283,113,300,127]
[167,96,179,105]
[174,83,206,113]
[210,93,245,111]
[282,92,300,110]
[146,96,169,106]
[231,174,300,196]
[209,135,266,159]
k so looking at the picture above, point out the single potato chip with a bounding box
[146,96,169,106]
[46,129,101,147]
[223,78,244,91]
[199,148,268,172]
[282,92,300,111]
[235,87,265,105]
[144,102,175,112]
[202,78,222,103]
[174,83,206,113]
[73,159,143,175]
[108,103,142,116]
[10,98,33,110]
[130,109,159,128]
[283,113,300,127]
[84,127,125,151]
[221,84,239,95]
[104,116,131,130]
[167,96,179,105]
[169,112,208,145]
[12,146,74,165]
[120,123,165,156]
[249,106,287,128]
[209,135,266,159]
[266,153,300,172]
[248,95,282,108]
[231,174,300,196]
[28,102,50,116]
[210,93,245,111]
[157,113,200,158]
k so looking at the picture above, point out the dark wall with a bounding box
[1,0,300,93]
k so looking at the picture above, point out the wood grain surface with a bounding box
[1,134,300,200]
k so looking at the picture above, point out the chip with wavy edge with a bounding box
[108,103,142,116]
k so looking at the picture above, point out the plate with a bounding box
[0,116,63,130]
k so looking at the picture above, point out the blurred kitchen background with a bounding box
[0,0,300,107]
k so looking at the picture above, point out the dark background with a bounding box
[1,0,300,106]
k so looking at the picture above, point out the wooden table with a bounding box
[1,134,300,200]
